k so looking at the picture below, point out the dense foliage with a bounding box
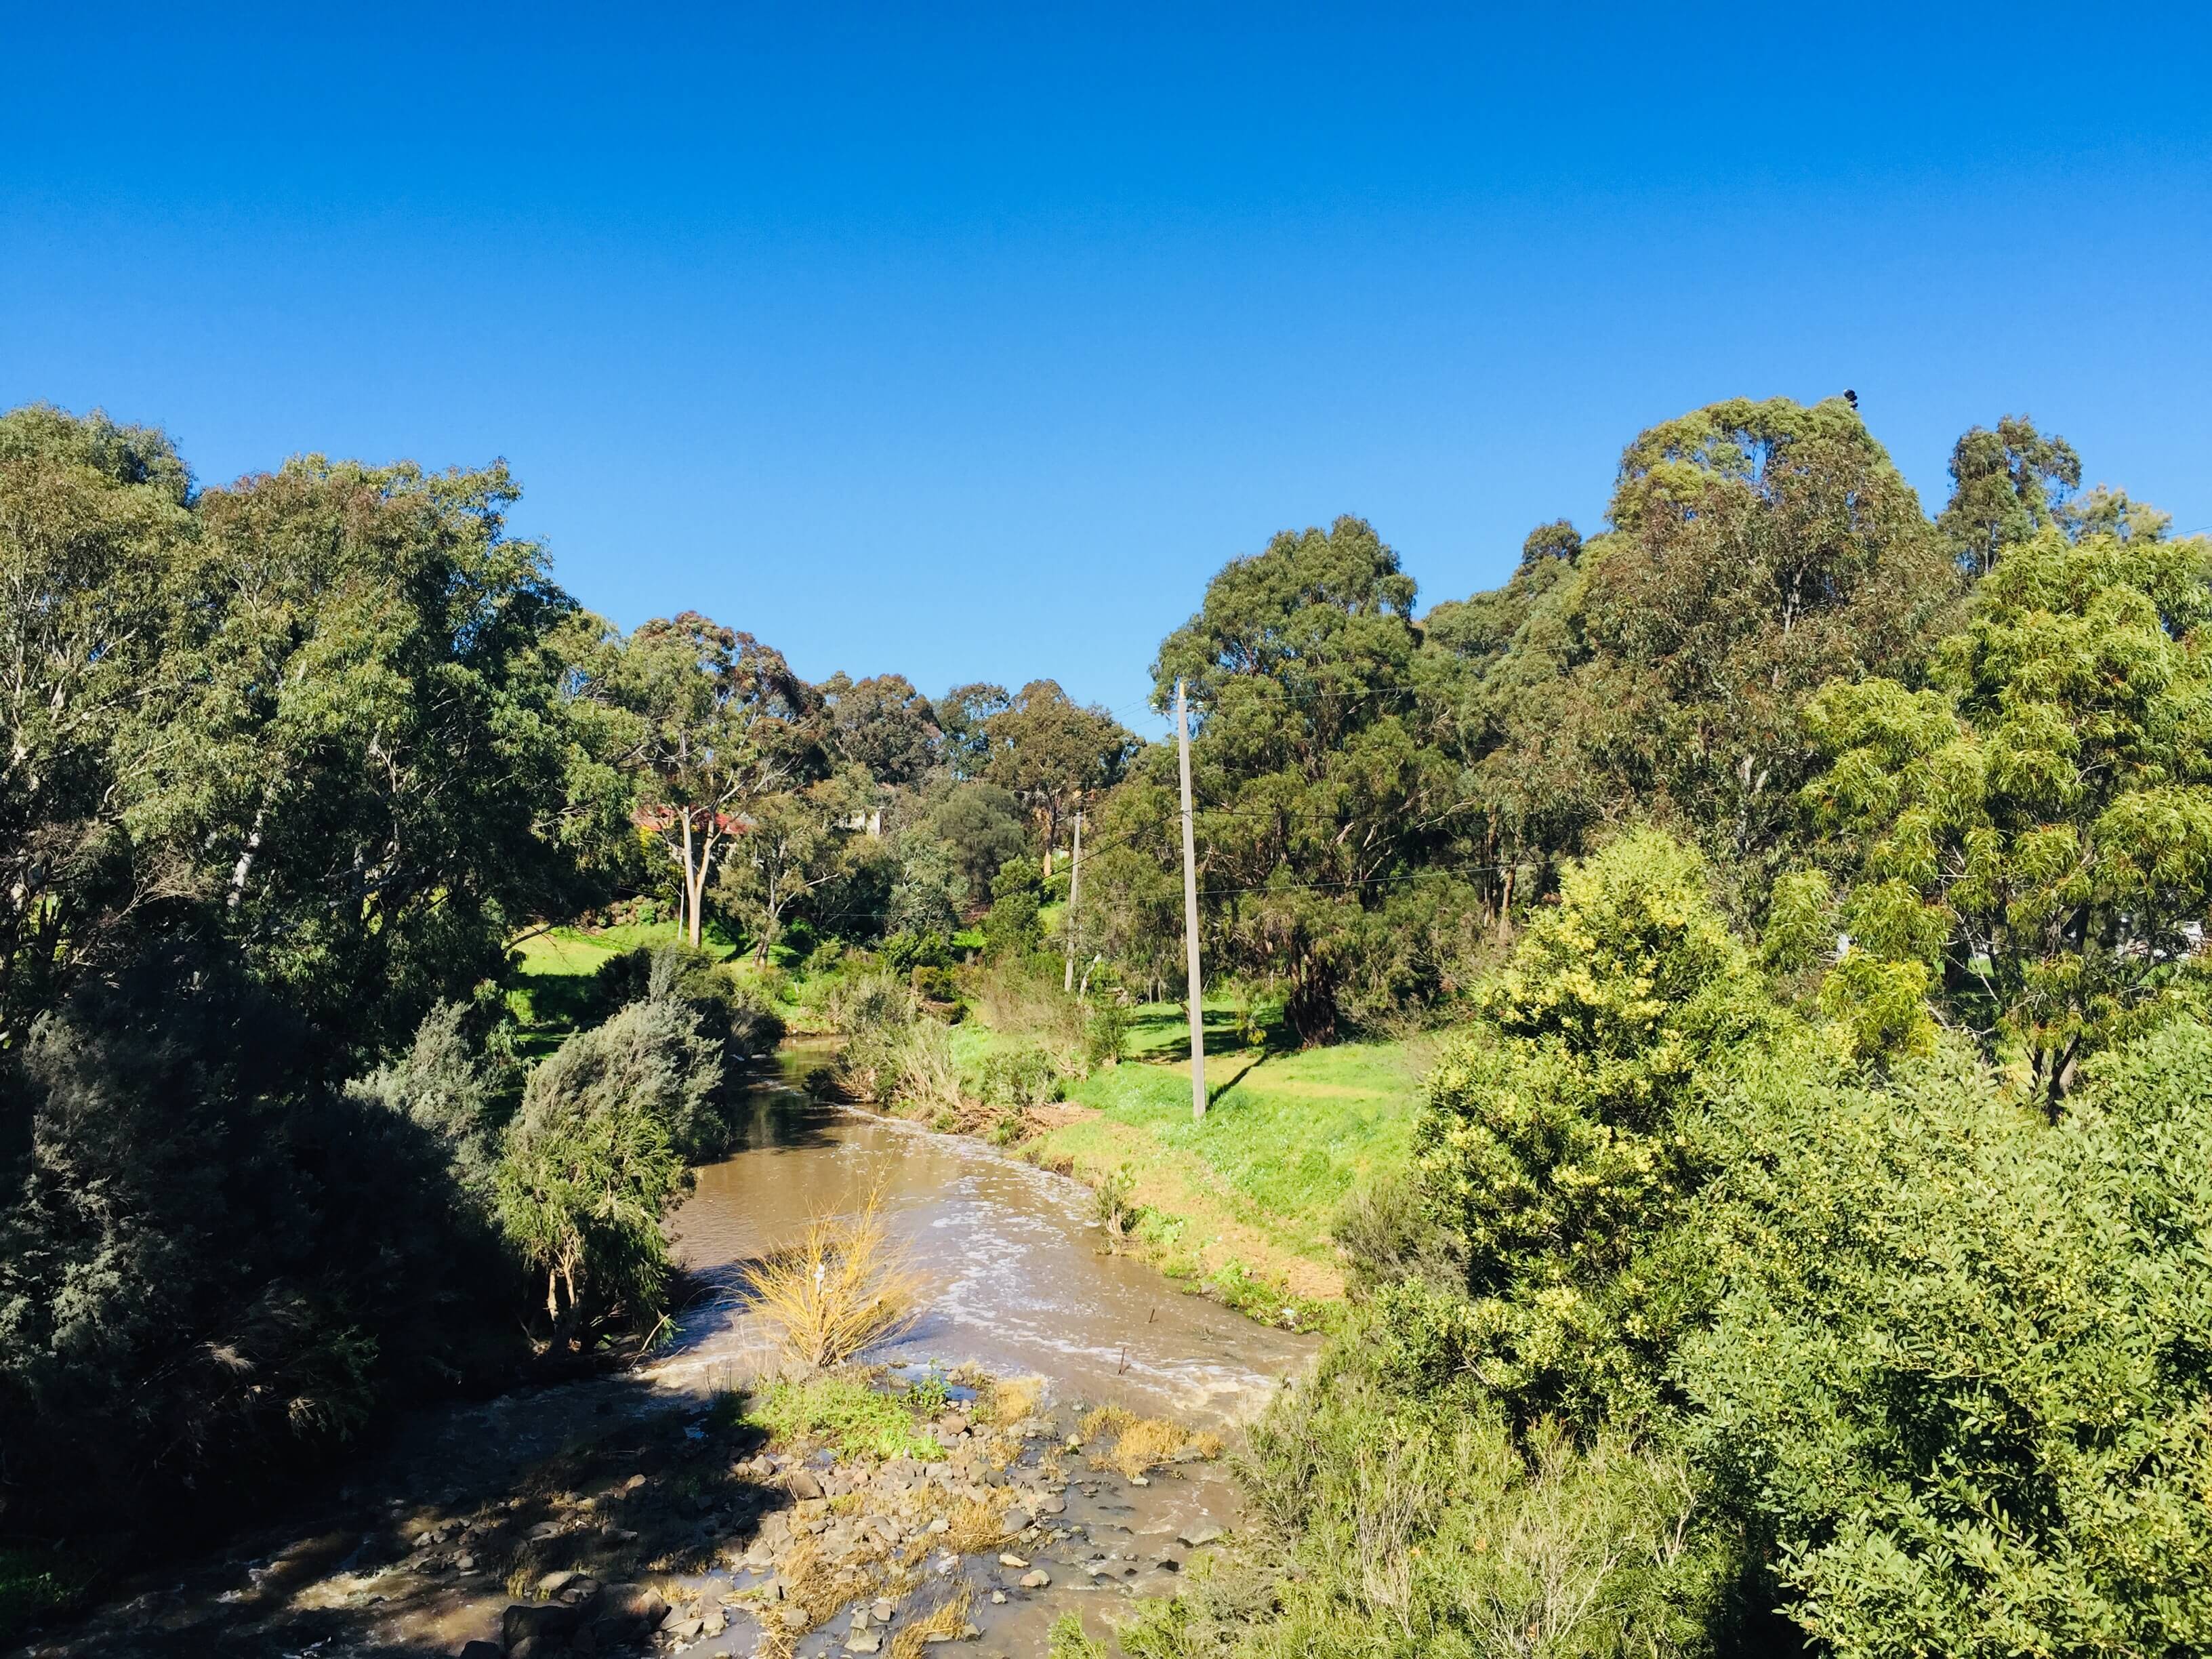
[7,383,2209,1650]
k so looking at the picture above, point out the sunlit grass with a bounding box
[751,1376,939,1461]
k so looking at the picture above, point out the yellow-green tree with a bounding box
[1795,523,2212,1105]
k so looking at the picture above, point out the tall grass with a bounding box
[743,1186,922,1371]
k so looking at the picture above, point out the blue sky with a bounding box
[6,4,2209,735]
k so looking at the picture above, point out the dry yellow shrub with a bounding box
[941,1495,1015,1555]
[1081,1412,1225,1478]
[745,1185,922,1371]
[983,1374,1044,1426]
[1079,1404,1134,1441]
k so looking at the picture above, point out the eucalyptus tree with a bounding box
[596,613,821,949]
[978,679,1135,869]
[1935,413,2081,577]
[1578,395,1958,864]
[1152,515,1472,1041]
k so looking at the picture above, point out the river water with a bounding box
[655,1046,1319,1421]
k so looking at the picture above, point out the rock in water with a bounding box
[1176,1521,1225,1547]
[1019,1570,1050,1589]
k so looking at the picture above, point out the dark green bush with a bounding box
[586,942,785,1072]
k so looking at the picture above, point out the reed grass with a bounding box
[1080,1406,1223,1478]
[744,1185,922,1371]
[888,1584,974,1659]
[940,1495,1016,1555]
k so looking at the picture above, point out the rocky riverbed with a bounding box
[18,1368,1252,1659]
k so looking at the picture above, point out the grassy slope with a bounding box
[505,920,747,1054]
[1032,1012,1431,1324]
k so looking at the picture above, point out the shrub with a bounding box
[1132,1333,1726,1657]
[912,963,960,1004]
[1330,1177,1467,1299]
[1410,828,1778,1425]
[1677,1023,2212,1657]
[494,998,711,1332]
[978,1046,1063,1111]
[742,1185,920,1370]
[586,942,785,1073]
[0,949,518,1538]
[1084,998,1130,1067]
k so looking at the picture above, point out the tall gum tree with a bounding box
[598,613,820,949]
[1580,396,1959,865]
[1152,514,1472,1042]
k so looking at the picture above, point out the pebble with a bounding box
[998,1553,1028,1568]
[1019,1570,1050,1589]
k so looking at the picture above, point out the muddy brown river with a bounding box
[657,1046,1319,1420]
[20,1048,1318,1658]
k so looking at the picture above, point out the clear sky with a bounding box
[6,3,2209,735]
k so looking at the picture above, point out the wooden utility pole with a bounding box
[1063,805,1085,994]
[1176,678,1206,1121]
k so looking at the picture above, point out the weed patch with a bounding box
[751,1377,939,1461]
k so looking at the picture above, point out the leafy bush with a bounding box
[1084,998,1130,1067]
[585,941,785,1069]
[1410,829,1776,1425]
[912,963,961,1003]
[1678,1024,2212,1656]
[977,1046,1063,1111]
[0,950,518,1538]
[494,996,714,1332]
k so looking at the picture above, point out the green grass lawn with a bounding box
[1032,1033,1432,1321]
[505,919,746,1055]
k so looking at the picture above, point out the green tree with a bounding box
[1152,515,1469,1040]
[714,777,861,964]
[821,671,939,785]
[935,681,1012,779]
[0,406,192,1042]
[1935,413,2081,577]
[924,781,1030,905]
[595,612,819,949]
[1795,524,2212,1105]
[1581,396,1957,861]
[978,679,1135,871]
